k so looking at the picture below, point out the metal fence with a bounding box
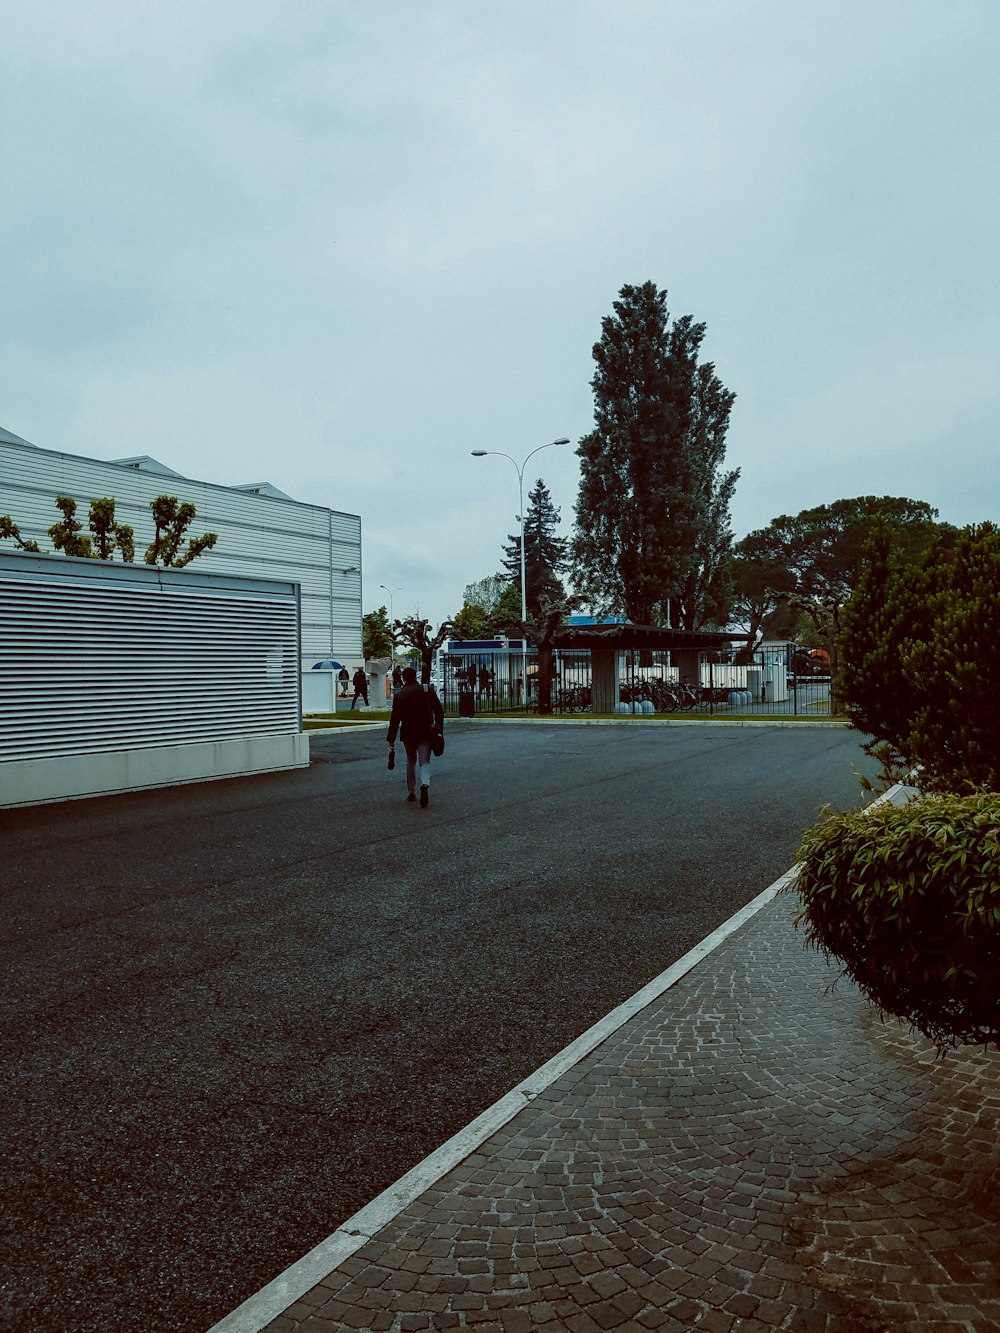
[616,648,832,718]
[437,644,832,718]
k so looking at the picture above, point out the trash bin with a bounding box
[459,689,476,718]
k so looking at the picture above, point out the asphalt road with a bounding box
[0,721,876,1333]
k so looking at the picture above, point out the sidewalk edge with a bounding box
[206,873,793,1332]
[207,783,905,1333]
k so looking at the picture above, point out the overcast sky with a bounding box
[4,1,998,626]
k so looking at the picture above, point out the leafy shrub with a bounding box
[795,794,1000,1050]
[840,521,1000,793]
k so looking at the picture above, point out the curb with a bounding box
[206,870,796,1332]
[450,716,847,728]
[209,780,907,1333]
[305,718,846,733]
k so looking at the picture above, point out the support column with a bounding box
[591,649,619,714]
[672,649,702,689]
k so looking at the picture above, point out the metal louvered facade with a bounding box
[0,551,309,806]
[0,436,362,663]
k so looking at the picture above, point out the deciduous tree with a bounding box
[145,496,218,568]
[89,497,135,562]
[462,575,507,616]
[5,493,215,568]
[0,514,41,552]
[394,615,452,685]
[363,606,395,660]
[450,602,490,640]
[573,280,739,628]
[48,495,93,558]
[494,590,584,714]
[736,496,946,663]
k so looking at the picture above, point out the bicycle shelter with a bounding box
[550,624,749,713]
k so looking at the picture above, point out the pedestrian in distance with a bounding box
[351,667,369,709]
[386,666,445,807]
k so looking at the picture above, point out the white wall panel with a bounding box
[1,439,362,659]
[0,552,302,764]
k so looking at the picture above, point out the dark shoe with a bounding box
[419,785,429,807]
[406,792,416,802]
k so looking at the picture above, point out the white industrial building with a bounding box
[0,426,362,667]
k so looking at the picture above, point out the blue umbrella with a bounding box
[311,660,346,670]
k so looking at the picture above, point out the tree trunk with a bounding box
[537,644,555,714]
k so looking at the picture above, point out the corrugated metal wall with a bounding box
[0,552,301,763]
[0,439,362,658]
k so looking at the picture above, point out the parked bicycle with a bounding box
[557,684,592,713]
[620,678,703,712]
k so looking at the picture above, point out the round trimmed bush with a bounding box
[795,794,1000,1050]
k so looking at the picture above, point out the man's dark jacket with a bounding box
[386,683,444,745]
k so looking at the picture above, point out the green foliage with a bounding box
[448,582,524,641]
[489,583,523,633]
[88,497,135,561]
[145,495,218,568]
[795,795,1000,1050]
[48,494,135,561]
[573,280,739,628]
[450,601,491,640]
[841,521,1000,793]
[0,514,41,553]
[462,574,507,615]
[500,477,568,617]
[737,496,945,659]
[362,606,394,659]
[729,531,798,659]
[4,493,211,567]
[48,495,93,557]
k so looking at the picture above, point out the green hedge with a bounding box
[839,520,1000,793]
[795,794,1000,1050]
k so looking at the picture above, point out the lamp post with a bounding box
[379,584,402,663]
[379,584,402,625]
[471,437,569,708]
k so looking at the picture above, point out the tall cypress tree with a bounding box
[572,281,739,628]
[500,477,568,618]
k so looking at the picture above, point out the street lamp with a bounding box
[379,584,402,664]
[471,437,570,707]
[379,584,402,625]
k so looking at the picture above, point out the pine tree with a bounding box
[500,477,568,618]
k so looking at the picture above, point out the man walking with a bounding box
[351,666,369,709]
[386,666,444,807]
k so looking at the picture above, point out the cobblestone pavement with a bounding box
[258,892,1000,1333]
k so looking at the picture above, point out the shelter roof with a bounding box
[552,623,747,652]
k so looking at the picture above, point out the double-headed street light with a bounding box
[471,437,570,706]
